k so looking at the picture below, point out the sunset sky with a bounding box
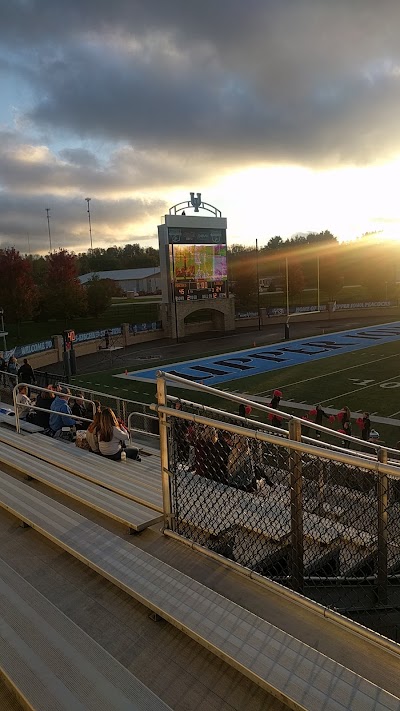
[2,1,400,253]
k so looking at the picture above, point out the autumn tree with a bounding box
[40,250,86,321]
[0,248,38,331]
[85,277,117,317]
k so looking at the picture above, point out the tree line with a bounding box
[229,231,400,309]
[1,231,398,326]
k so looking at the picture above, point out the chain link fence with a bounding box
[165,409,400,642]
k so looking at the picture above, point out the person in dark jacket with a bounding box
[361,412,371,442]
[339,406,352,448]
[70,393,87,429]
[269,389,282,428]
[34,387,55,429]
[18,358,35,384]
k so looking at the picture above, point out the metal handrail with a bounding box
[161,371,399,459]
[152,403,400,480]
[57,381,151,411]
[12,383,96,434]
[127,411,160,440]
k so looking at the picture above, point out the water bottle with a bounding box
[120,450,126,462]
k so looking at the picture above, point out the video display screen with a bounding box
[170,244,227,301]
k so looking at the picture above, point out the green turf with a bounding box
[71,331,400,447]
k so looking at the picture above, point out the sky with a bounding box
[2,1,400,254]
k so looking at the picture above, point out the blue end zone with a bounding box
[115,321,400,386]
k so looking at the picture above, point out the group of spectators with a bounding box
[15,384,141,462]
[0,353,35,387]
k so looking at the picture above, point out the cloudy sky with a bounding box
[2,1,400,254]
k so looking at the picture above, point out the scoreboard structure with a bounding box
[158,195,234,339]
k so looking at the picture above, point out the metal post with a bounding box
[157,373,173,529]
[317,256,320,313]
[0,309,7,351]
[285,256,289,317]
[45,208,52,252]
[85,198,93,250]
[289,418,303,592]
[256,238,261,331]
[12,383,21,435]
[377,448,388,605]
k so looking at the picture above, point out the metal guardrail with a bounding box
[155,370,400,644]
[57,381,159,439]
[163,372,400,460]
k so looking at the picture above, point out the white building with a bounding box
[79,268,161,295]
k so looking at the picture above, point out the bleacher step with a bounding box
[0,557,172,711]
[0,471,398,711]
[0,441,162,532]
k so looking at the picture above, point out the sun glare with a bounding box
[204,160,400,245]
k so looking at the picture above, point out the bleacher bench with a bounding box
[0,470,398,711]
[0,427,163,513]
[0,557,172,711]
[0,441,162,532]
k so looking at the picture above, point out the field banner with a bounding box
[117,321,400,386]
[14,339,54,358]
[75,326,122,343]
[129,321,162,333]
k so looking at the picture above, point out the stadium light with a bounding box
[45,208,52,252]
[85,198,93,251]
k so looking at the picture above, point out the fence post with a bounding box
[289,418,303,593]
[377,448,388,606]
[157,373,173,531]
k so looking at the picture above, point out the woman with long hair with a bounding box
[86,409,102,453]
[98,407,141,461]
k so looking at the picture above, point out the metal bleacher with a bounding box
[1,376,400,710]
[0,471,399,711]
[0,427,163,514]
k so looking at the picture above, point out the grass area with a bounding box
[71,335,400,447]
[258,284,390,308]
[5,302,159,348]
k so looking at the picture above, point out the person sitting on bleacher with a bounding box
[49,386,76,439]
[34,386,55,430]
[98,407,141,461]
[16,384,35,422]
[86,410,101,453]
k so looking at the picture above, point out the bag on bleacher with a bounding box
[75,430,90,450]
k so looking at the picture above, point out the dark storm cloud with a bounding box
[3,0,400,166]
[3,1,400,251]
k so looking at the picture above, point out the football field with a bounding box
[70,321,400,446]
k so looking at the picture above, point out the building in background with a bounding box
[79,268,161,295]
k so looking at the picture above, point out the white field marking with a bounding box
[389,409,400,417]
[318,372,400,405]
[370,411,378,415]
[255,351,400,395]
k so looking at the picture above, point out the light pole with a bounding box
[317,255,320,312]
[45,208,52,252]
[255,238,261,331]
[85,198,93,250]
[285,256,290,339]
